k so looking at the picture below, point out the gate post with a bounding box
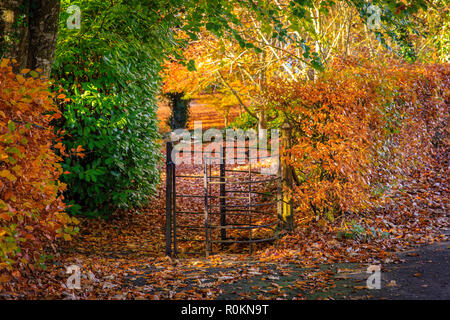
[279,120,294,231]
[220,143,226,241]
[165,140,173,256]
[204,155,210,257]
[172,143,177,256]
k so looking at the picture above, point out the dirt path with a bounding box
[367,234,449,300]
[114,231,449,300]
[210,231,449,300]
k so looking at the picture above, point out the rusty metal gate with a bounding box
[165,137,283,257]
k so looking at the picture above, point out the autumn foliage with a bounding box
[0,59,77,273]
[269,58,449,222]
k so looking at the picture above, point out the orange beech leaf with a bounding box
[0,58,74,274]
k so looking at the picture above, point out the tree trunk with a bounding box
[224,110,229,128]
[0,0,60,77]
[258,108,267,143]
[257,47,267,140]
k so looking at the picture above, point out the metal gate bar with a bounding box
[165,136,282,257]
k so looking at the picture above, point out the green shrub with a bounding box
[53,45,162,217]
[52,1,168,217]
[228,112,257,130]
